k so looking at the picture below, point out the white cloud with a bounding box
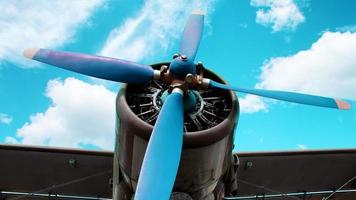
[0,0,104,66]
[4,136,19,144]
[239,95,267,113]
[241,31,356,113]
[0,113,13,124]
[336,24,356,33]
[99,0,216,61]
[258,31,356,100]
[250,0,305,32]
[9,78,116,150]
[297,144,308,150]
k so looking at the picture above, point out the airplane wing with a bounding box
[0,144,113,199]
[1,144,356,200]
[232,149,356,200]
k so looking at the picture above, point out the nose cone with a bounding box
[169,57,196,78]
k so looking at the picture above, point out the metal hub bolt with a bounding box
[181,55,188,61]
[173,53,180,59]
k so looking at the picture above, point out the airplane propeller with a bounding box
[208,80,351,110]
[23,8,351,200]
[135,88,184,200]
[179,10,204,61]
[23,48,155,84]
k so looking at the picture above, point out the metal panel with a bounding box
[234,149,356,199]
[0,144,113,199]
[2,145,356,200]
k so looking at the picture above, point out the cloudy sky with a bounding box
[0,0,355,151]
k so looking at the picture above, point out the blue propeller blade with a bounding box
[210,80,351,110]
[135,88,184,200]
[23,48,154,84]
[179,10,204,61]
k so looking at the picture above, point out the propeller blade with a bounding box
[209,80,351,110]
[179,10,204,61]
[23,48,154,84]
[135,88,184,200]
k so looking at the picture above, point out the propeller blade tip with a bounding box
[23,48,39,59]
[335,99,351,110]
[192,9,205,15]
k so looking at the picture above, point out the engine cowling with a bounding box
[113,63,239,200]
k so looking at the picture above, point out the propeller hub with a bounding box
[169,57,196,78]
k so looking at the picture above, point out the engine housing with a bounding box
[113,63,239,200]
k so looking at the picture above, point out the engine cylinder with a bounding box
[114,63,239,199]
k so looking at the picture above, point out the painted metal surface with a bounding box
[1,145,356,199]
[0,144,113,199]
[169,57,196,78]
[210,80,351,109]
[235,149,356,199]
[25,48,154,84]
[170,10,204,77]
[115,64,239,199]
[179,10,204,61]
[135,89,184,200]
[225,189,356,200]
[1,191,112,200]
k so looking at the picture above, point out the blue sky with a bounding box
[0,0,355,152]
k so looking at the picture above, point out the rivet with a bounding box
[69,158,76,168]
[173,53,180,59]
[245,161,253,169]
[181,55,188,61]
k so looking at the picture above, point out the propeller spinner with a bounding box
[23,8,350,200]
